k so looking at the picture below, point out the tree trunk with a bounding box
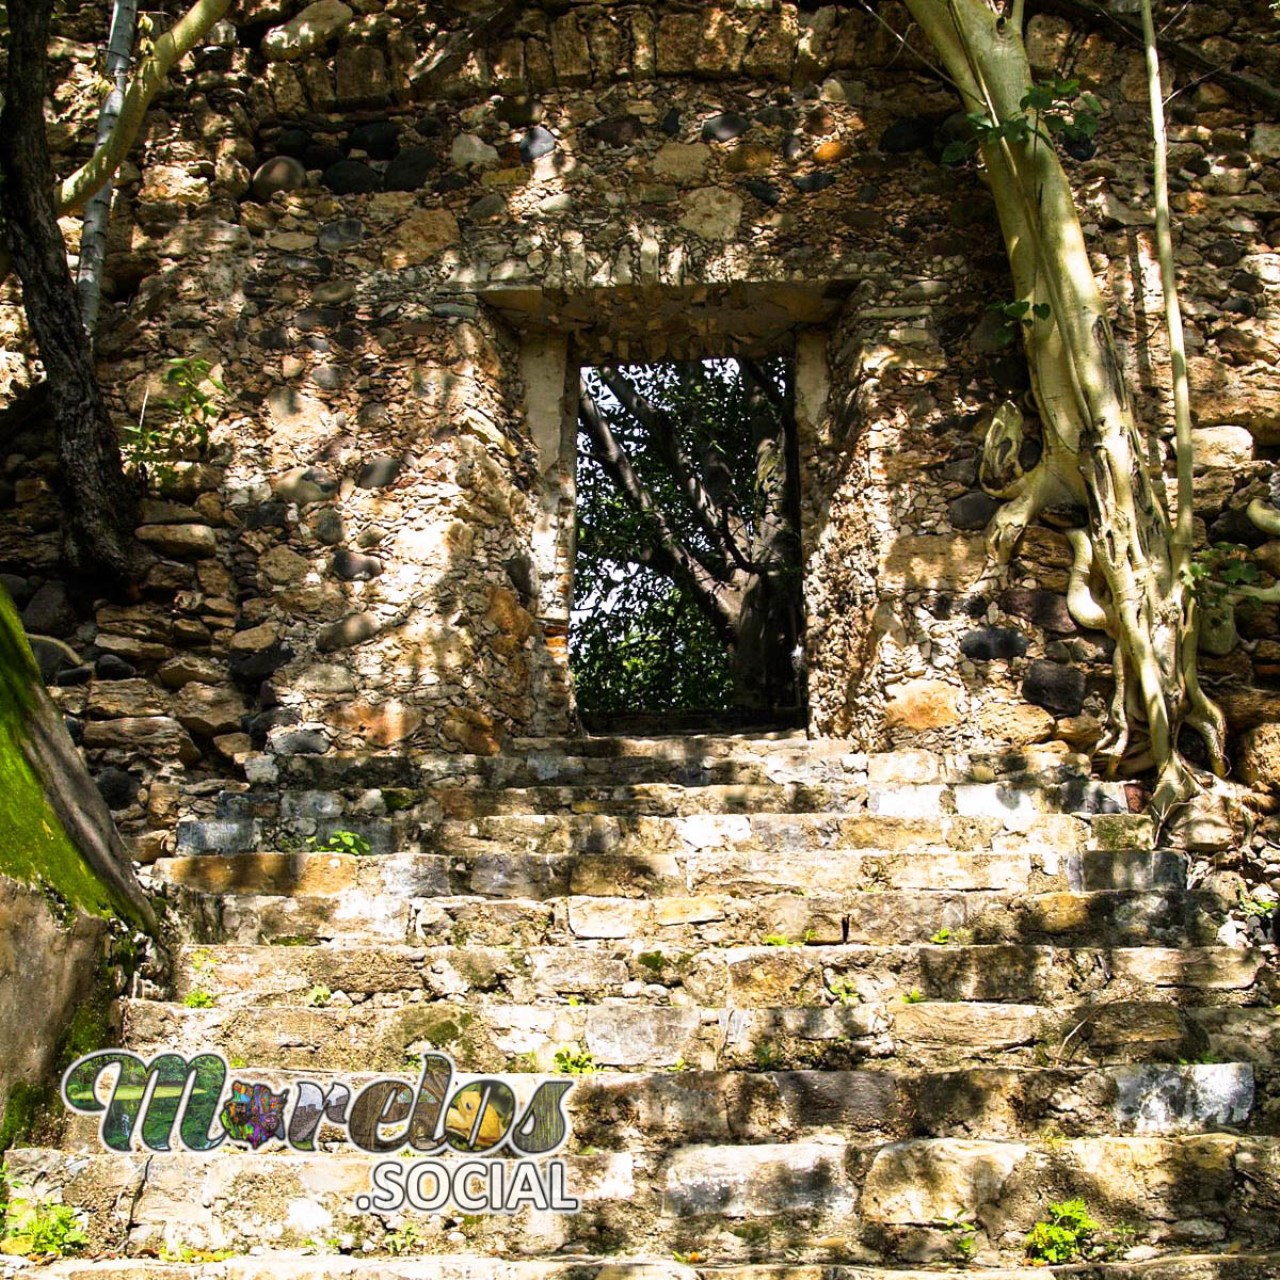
[0,0,148,587]
[900,0,1224,816]
[731,365,803,711]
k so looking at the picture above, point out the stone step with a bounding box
[151,837,1169,904]
[115,998,1278,1074]
[23,1254,1280,1280]
[58,1056,1267,1148]
[9,1136,1280,1262]
[180,886,1212,951]
[53,1061,1263,1159]
[197,777,1128,831]
[172,943,1270,1011]
[174,807,1136,859]
[261,741,1095,791]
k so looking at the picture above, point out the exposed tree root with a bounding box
[902,0,1229,829]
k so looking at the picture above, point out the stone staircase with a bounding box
[7,734,1280,1278]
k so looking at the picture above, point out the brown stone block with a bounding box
[655,12,701,74]
[83,716,200,764]
[881,534,987,591]
[884,679,962,732]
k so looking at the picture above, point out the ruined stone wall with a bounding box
[0,0,1278,848]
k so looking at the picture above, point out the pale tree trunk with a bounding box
[77,0,139,337]
[900,0,1225,817]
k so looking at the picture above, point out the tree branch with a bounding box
[597,368,731,551]
[579,383,739,640]
[740,357,787,415]
[56,0,233,215]
[1035,0,1280,114]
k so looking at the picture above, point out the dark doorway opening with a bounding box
[571,356,805,733]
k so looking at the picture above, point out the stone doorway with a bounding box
[571,355,805,731]
[489,281,840,736]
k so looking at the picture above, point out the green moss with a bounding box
[0,1080,56,1152]
[380,789,416,813]
[0,587,141,923]
[61,1001,112,1064]
[0,948,125,1153]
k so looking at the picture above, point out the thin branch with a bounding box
[56,0,232,215]
[596,368,730,551]
[578,383,738,639]
[1035,0,1280,114]
[1140,0,1194,584]
[739,357,787,415]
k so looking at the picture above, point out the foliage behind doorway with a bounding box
[572,357,803,719]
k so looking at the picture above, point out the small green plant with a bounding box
[901,988,926,1004]
[942,77,1101,166]
[183,949,217,1008]
[160,1243,236,1263]
[1024,1198,1098,1264]
[0,1181,88,1259]
[384,1223,419,1256]
[1185,542,1263,609]
[936,1214,978,1263]
[930,927,953,945]
[306,984,333,1008]
[638,951,666,973]
[308,830,373,856]
[566,994,582,1007]
[507,1052,539,1072]
[986,297,1054,347]
[122,356,225,485]
[762,933,795,947]
[553,1045,596,1075]
[826,976,861,1006]
[753,1040,780,1069]
[669,1055,692,1072]
[1239,888,1278,918]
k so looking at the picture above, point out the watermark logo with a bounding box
[61,1050,579,1214]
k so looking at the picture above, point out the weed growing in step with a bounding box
[826,976,861,1006]
[306,984,333,1008]
[384,1223,420,1255]
[669,1056,692,1072]
[936,1214,978,1263]
[553,1045,596,1075]
[183,949,217,1008]
[308,830,373,856]
[0,1173,88,1259]
[1024,1198,1097,1263]
[753,1041,780,1069]
[763,933,796,946]
[160,1244,236,1263]
[930,927,953,945]
[901,988,925,1004]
